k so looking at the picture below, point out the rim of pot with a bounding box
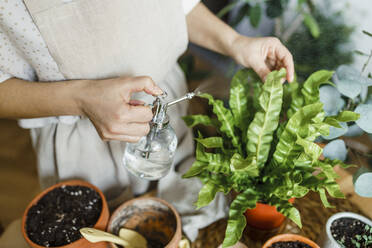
[107,196,182,248]
[262,233,320,248]
[22,179,109,248]
[325,212,372,247]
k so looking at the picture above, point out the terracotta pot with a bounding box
[262,234,320,248]
[245,199,295,230]
[318,212,372,248]
[107,197,182,248]
[22,180,110,248]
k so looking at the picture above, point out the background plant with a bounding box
[182,68,358,247]
[318,30,372,198]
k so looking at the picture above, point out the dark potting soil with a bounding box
[26,185,102,247]
[331,217,372,248]
[268,241,312,248]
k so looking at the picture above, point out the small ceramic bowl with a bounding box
[107,197,182,248]
[22,180,109,248]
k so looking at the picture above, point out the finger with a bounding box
[125,105,153,122]
[108,122,150,136]
[103,134,142,143]
[128,76,163,96]
[253,60,271,82]
[129,99,145,106]
[275,46,295,82]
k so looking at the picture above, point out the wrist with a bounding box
[68,79,89,116]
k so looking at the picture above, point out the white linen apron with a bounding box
[20,0,228,241]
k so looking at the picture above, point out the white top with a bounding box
[0,0,200,128]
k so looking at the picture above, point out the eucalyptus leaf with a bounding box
[334,65,363,99]
[319,85,345,116]
[355,104,372,133]
[323,139,347,162]
[344,124,364,137]
[353,167,372,197]
[322,122,348,140]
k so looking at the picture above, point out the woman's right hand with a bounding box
[77,76,163,142]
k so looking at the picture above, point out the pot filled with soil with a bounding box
[22,180,109,248]
[263,234,320,248]
[107,196,182,248]
[318,212,372,248]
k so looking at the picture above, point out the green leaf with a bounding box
[230,153,259,176]
[249,4,261,28]
[231,3,250,27]
[182,115,218,128]
[303,13,320,38]
[287,81,304,119]
[335,111,360,122]
[266,0,284,18]
[277,201,302,228]
[195,137,224,148]
[182,161,208,178]
[317,161,340,180]
[217,0,239,18]
[196,182,219,209]
[246,69,285,167]
[229,69,251,133]
[318,188,334,208]
[274,102,324,166]
[206,153,231,174]
[222,189,258,247]
[325,182,345,198]
[200,93,240,149]
[324,117,342,128]
[296,135,322,163]
[301,70,334,105]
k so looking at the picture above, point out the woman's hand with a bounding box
[229,35,295,83]
[77,76,163,142]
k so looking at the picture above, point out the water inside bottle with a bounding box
[123,136,176,180]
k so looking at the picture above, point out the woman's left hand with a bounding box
[229,35,295,83]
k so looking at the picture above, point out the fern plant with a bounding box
[182,68,359,247]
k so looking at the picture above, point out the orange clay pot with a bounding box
[262,234,320,248]
[107,197,182,248]
[245,198,295,230]
[22,180,109,248]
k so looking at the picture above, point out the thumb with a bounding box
[127,76,163,96]
[252,61,271,82]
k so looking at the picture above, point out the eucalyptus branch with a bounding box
[274,18,282,38]
[281,14,305,42]
[361,49,372,74]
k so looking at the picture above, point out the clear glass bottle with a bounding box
[123,114,177,180]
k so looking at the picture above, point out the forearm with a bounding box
[186,3,240,57]
[0,78,83,119]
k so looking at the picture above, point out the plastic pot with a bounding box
[318,212,372,248]
[22,180,109,248]
[107,196,182,248]
[262,234,319,248]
